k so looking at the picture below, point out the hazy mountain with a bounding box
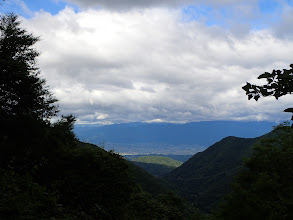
[74,121,276,154]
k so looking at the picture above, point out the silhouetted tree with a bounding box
[0,13,58,121]
[0,13,69,171]
[242,64,293,123]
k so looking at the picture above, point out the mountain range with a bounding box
[74,120,281,213]
[74,121,276,154]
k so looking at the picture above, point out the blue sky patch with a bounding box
[259,0,280,14]
[0,0,78,18]
[180,0,290,31]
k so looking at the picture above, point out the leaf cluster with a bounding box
[242,64,293,102]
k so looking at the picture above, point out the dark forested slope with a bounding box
[131,155,183,177]
[164,134,267,212]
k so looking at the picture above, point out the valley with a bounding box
[123,134,267,212]
[73,120,280,214]
[2,5,293,219]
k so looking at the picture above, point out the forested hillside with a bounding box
[132,155,183,177]
[164,134,265,212]
[213,125,293,219]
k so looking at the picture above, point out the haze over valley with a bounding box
[74,120,276,155]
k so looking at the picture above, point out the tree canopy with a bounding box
[0,13,58,121]
[242,64,293,120]
[0,13,64,171]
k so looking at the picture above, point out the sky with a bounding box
[1,0,293,124]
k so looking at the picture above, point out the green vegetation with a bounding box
[128,161,173,195]
[163,64,293,216]
[132,162,177,177]
[164,135,264,212]
[131,155,183,177]
[214,125,293,219]
[0,13,58,121]
[132,155,183,167]
[210,65,293,219]
[124,154,193,162]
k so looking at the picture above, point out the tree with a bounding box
[213,65,293,219]
[0,13,58,121]
[213,125,293,220]
[0,13,69,171]
[242,64,293,122]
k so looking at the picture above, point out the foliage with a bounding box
[132,161,177,177]
[164,135,262,212]
[242,64,293,121]
[126,187,184,220]
[131,155,183,177]
[128,161,173,196]
[126,186,209,220]
[0,168,63,220]
[40,142,135,219]
[0,13,58,121]
[132,155,183,167]
[214,125,293,220]
[0,13,76,172]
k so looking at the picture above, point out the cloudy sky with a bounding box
[1,0,293,124]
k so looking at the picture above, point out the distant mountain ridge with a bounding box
[74,121,276,154]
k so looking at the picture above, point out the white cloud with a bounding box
[96,113,109,120]
[273,5,293,39]
[21,6,293,124]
